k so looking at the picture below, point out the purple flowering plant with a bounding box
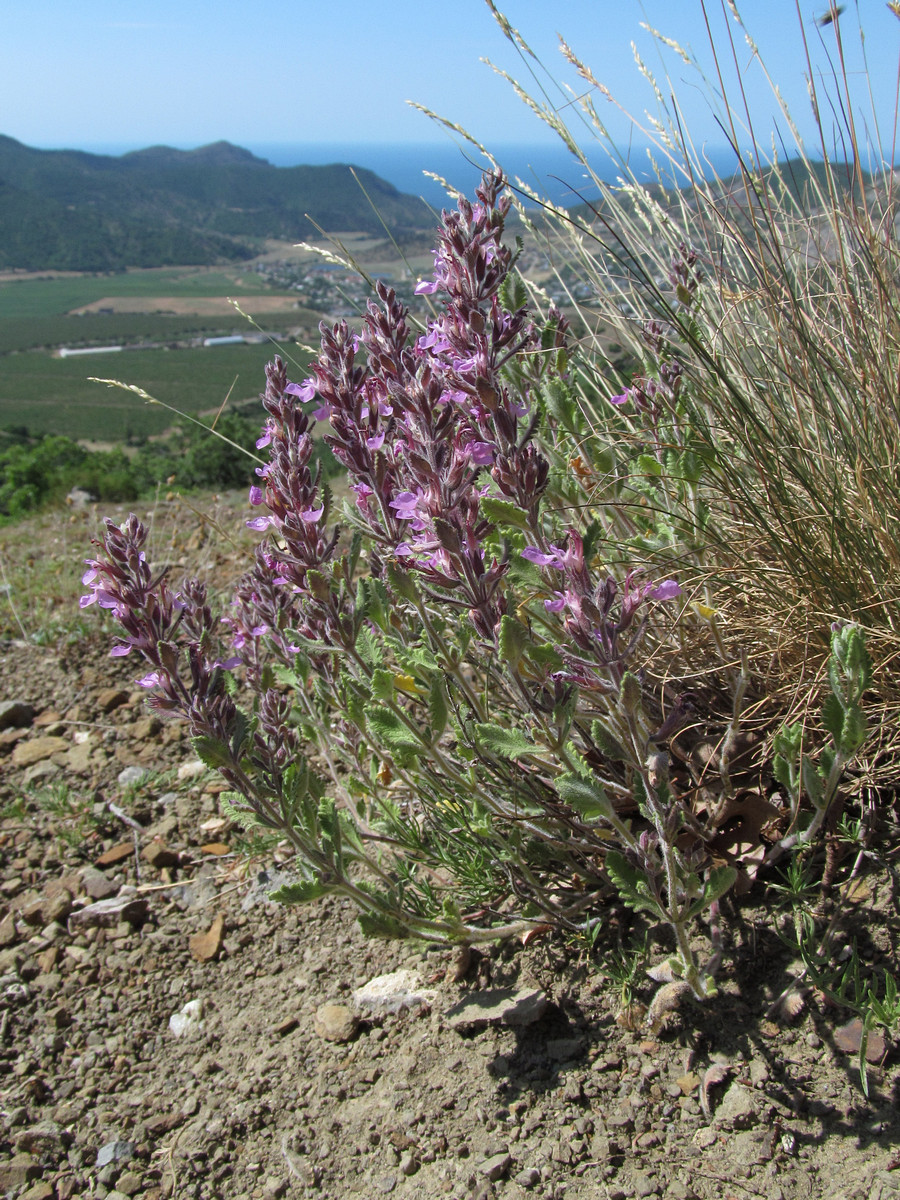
[83,174,736,996]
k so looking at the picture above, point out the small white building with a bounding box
[57,345,124,358]
[202,335,245,347]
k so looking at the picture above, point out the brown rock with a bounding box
[145,1112,184,1136]
[0,700,34,731]
[95,842,135,868]
[314,1003,359,1043]
[0,911,18,947]
[131,715,162,740]
[115,1170,143,1197]
[68,893,148,930]
[37,946,60,974]
[199,842,230,856]
[834,1017,887,1063]
[142,840,180,869]
[96,688,130,714]
[0,1153,40,1189]
[79,868,119,901]
[19,897,45,927]
[189,914,225,962]
[65,739,95,774]
[42,889,73,925]
[20,1183,55,1200]
[0,726,30,750]
[32,710,62,728]
[12,737,69,768]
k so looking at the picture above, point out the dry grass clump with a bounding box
[445,1,900,779]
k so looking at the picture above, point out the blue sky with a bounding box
[2,1,897,160]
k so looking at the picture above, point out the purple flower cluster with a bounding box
[81,515,239,745]
[522,529,682,691]
[242,172,552,642]
[669,241,703,307]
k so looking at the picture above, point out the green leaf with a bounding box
[822,692,845,743]
[229,708,253,760]
[358,911,410,939]
[526,642,564,672]
[543,379,580,433]
[801,754,824,808]
[192,735,230,770]
[636,454,663,477]
[475,723,539,760]
[591,719,628,763]
[305,569,331,602]
[706,865,737,903]
[270,880,329,905]
[481,495,530,530]
[604,850,660,917]
[386,562,420,602]
[428,676,449,738]
[356,625,381,670]
[498,614,530,669]
[371,668,395,703]
[556,773,613,820]
[219,792,264,832]
[840,706,868,756]
[772,755,795,792]
[365,705,424,753]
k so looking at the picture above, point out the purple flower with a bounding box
[212,656,242,671]
[647,580,682,602]
[300,505,324,523]
[609,392,629,406]
[466,440,495,466]
[522,545,565,568]
[415,279,439,295]
[249,485,264,506]
[285,379,317,402]
[390,490,424,522]
[246,516,274,532]
[256,425,274,449]
[544,591,567,612]
[366,431,386,451]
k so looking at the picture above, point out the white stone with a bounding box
[352,969,437,1015]
[177,759,207,781]
[168,998,205,1038]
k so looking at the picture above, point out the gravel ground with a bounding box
[0,634,898,1200]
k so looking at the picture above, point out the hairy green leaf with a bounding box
[475,722,538,760]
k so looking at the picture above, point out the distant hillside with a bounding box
[0,136,435,271]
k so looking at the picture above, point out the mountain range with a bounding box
[0,136,435,271]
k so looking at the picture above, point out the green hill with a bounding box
[0,136,434,271]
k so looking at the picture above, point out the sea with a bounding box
[80,139,744,210]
